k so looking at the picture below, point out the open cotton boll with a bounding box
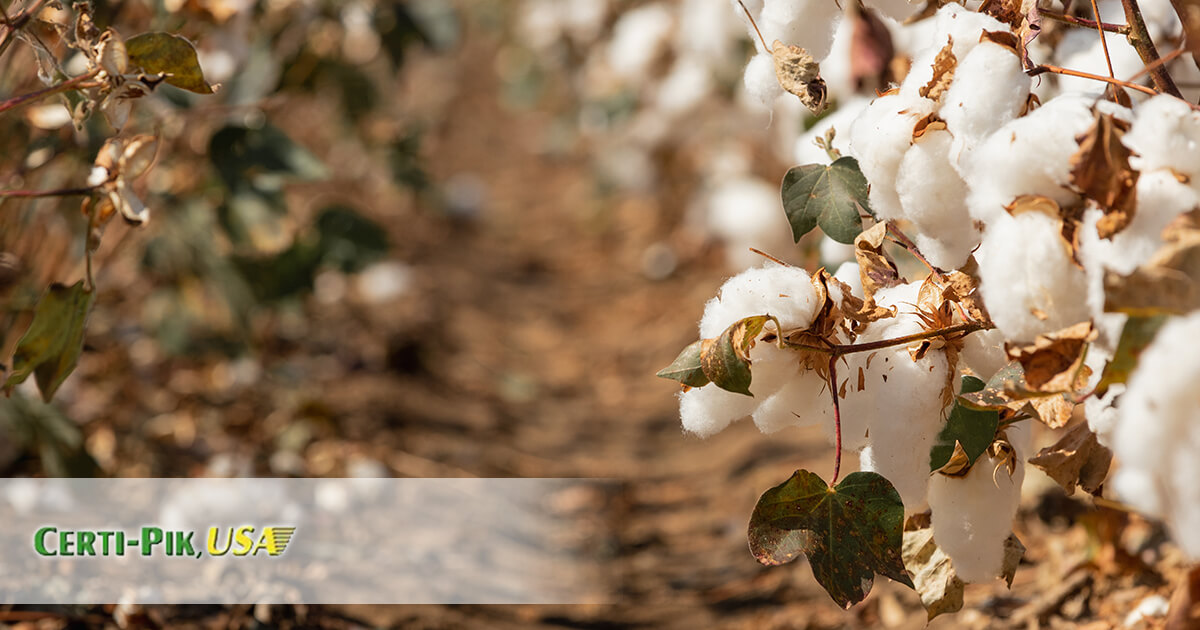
[1085,383,1124,447]
[820,235,856,268]
[928,436,1026,583]
[940,40,1031,170]
[900,4,1007,99]
[744,52,784,106]
[849,93,937,220]
[965,94,1095,224]
[976,211,1090,342]
[961,327,1007,380]
[1079,170,1200,276]
[859,345,950,510]
[760,0,842,60]
[1112,312,1200,558]
[1124,95,1200,180]
[895,129,979,270]
[753,370,835,433]
[606,3,674,82]
[680,385,760,437]
[699,264,821,337]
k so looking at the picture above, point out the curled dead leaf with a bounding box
[1027,422,1112,495]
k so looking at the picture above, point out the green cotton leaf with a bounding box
[1094,315,1167,395]
[781,156,872,245]
[749,470,913,609]
[700,315,772,396]
[4,281,95,402]
[656,340,710,388]
[126,32,216,94]
[930,376,1000,474]
[315,206,390,273]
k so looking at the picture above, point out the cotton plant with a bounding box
[659,0,1200,617]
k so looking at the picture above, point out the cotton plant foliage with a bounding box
[647,0,1200,616]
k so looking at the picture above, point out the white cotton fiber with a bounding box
[680,385,760,437]
[976,211,1090,342]
[1079,170,1200,276]
[744,52,784,105]
[1124,95,1200,181]
[895,129,979,270]
[857,339,950,510]
[760,0,841,61]
[961,326,1007,380]
[606,3,674,82]
[820,235,856,268]
[928,422,1027,583]
[832,261,863,298]
[753,369,834,433]
[1112,312,1200,558]
[849,93,937,220]
[900,4,1007,101]
[699,264,821,337]
[940,40,1031,169]
[1085,383,1124,447]
[965,94,1096,224]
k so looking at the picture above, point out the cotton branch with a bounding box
[1038,9,1130,33]
[1120,0,1183,97]
[0,186,96,199]
[827,353,843,484]
[0,70,101,115]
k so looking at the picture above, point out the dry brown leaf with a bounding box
[902,526,965,620]
[979,30,1022,55]
[1029,393,1078,429]
[772,41,828,114]
[913,113,948,141]
[1004,194,1061,218]
[1027,422,1112,495]
[1070,111,1140,239]
[919,37,957,102]
[854,223,902,304]
[1005,322,1096,392]
[932,440,972,476]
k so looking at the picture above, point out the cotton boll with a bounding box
[940,41,1031,169]
[832,261,864,298]
[760,0,842,60]
[1112,312,1200,558]
[699,264,821,337]
[849,93,937,220]
[928,441,1025,583]
[900,4,1007,99]
[606,3,674,83]
[976,211,1090,342]
[1124,95,1200,180]
[680,385,759,437]
[966,94,1096,224]
[859,345,950,509]
[753,370,835,433]
[744,52,784,106]
[1085,383,1124,447]
[961,327,1007,380]
[895,129,979,270]
[1079,170,1200,276]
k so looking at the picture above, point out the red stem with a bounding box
[828,354,842,485]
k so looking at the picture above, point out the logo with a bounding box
[34,526,296,558]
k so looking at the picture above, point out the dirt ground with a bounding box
[2,3,1191,628]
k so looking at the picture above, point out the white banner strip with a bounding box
[0,478,609,604]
